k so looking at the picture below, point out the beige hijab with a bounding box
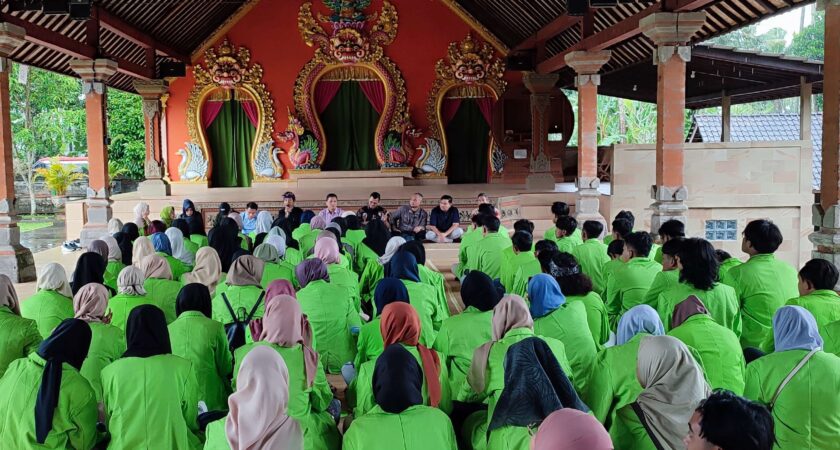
[73,283,110,323]
[36,263,73,298]
[107,218,123,235]
[139,255,172,281]
[225,345,303,450]
[226,256,264,287]
[468,294,534,393]
[0,274,20,315]
[132,237,155,265]
[100,235,122,262]
[118,266,146,296]
[636,335,710,450]
[182,247,223,295]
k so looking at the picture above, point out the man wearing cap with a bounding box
[277,191,303,229]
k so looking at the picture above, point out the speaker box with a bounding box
[506,51,535,71]
[8,0,42,12]
[43,0,68,14]
[69,0,91,20]
[567,0,589,16]
[159,61,187,78]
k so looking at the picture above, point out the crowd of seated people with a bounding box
[2,191,839,450]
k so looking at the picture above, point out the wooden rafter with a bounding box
[97,5,188,61]
[513,14,580,51]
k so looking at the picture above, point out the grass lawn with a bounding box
[18,222,54,233]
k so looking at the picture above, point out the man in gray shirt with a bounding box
[390,192,428,241]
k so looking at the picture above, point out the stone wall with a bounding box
[610,141,813,267]
[13,178,139,215]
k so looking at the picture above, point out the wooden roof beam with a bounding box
[513,14,580,51]
[97,5,189,61]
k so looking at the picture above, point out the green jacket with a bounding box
[499,251,541,297]
[104,260,125,292]
[543,227,583,247]
[824,319,840,358]
[744,350,840,450]
[189,234,209,249]
[345,229,366,251]
[299,230,319,257]
[605,257,661,325]
[668,314,745,394]
[21,289,74,338]
[355,307,436,368]
[785,290,840,330]
[0,306,42,378]
[358,260,385,307]
[286,247,304,267]
[183,239,199,256]
[610,403,658,450]
[212,285,265,325]
[293,223,311,241]
[419,265,450,323]
[656,282,742,335]
[80,322,126,402]
[144,278,183,324]
[583,333,646,431]
[642,270,680,309]
[231,343,340,450]
[297,280,361,373]
[533,302,597,393]
[722,253,799,348]
[600,259,624,297]
[354,243,379,275]
[102,354,201,449]
[718,257,742,280]
[169,311,233,411]
[359,263,447,322]
[351,344,451,417]
[566,292,609,346]
[456,226,484,278]
[343,405,458,450]
[433,307,493,400]
[572,239,610,293]
[327,264,361,313]
[106,293,154,331]
[159,252,190,281]
[474,232,514,280]
[403,279,446,336]
[0,353,98,450]
[260,261,297,290]
[554,236,578,255]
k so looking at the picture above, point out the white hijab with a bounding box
[255,211,273,234]
[36,263,73,298]
[379,236,406,265]
[165,228,195,266]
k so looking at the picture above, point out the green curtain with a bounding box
[206,100,255,187]
[445,98,490,184]
[320,81,380,171]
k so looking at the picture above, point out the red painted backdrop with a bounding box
[165,0,504,180]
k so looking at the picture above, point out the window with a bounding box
[705,220,737,241]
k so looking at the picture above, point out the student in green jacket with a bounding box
[610,335,709,450]
[139,254,182,324]
[254,243,296,288]
[500,231,541,296]
[212,255,266,342]
[100,235,125,292]
[605,214,633,245]
[0,275,42,377]
[172,218,199,256]
[454,214,486,278]
[653,219,685,264]
[529,273,597,392]
[600,240,625,298]
[551,216,581,255]
[722,220,799,348]
[231,294,340,450]
[204,346,304,450]
[390,250,447,335]
[187,216,210,249]
[605,231,662,325]
[683,391,775,450]
[355,218,389,273]
[551,252,609,346]
[151,232,190,281]
[656,238,741,333]
[474,216,513,281]
[351,302,451,417]
[73,283,126,403]
[166,227,196,271]
[295,259,360,373]
[572,221,610,294]
[785,258,840,330]
[402,240,450,321]
[824,318,840,357]
[182,247,227,297]
[0,319,97,449]
[434,271,501,399]
[642,238,683,307]
[168,283,232,412]
[744,306,840,450]
[485,337,589,450]
[356,278,420,367]
[358,236,403,307]
[313,235,361,311]
[541,201,583,246]
[584,305,664,432]
[107,266,152,331]
[343,345,458,450]
[21,263,74,338]
[102,305,201,449]
[715,249,742,280]
[668,296,746,394]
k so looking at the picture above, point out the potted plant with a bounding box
[35,157,86,208]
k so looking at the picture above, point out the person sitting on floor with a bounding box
[784,258,840,331]
[390,193,428,241]
[425,195,463,243]
[604,231,661,326]
[654,219,685,263]
[572,220,610,294]
[357,191,389,226]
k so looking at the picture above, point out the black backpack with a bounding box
[221,291,265,351]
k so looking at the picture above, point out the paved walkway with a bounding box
[20,219,67,253]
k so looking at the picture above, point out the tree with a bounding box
[107,90,145,180]
[788,11,824,60]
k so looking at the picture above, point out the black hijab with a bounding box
[209,217,241,273]
[488,337,588,435]
[187,214,206,237]
[373,344,423,414]
[121,222,140,243]
[172,218,191,239]
[374,278,410,316]
[275,218,300,250]
[461,271,504,312]
[113,231,133,266]
[326,226,343,249]
[71,252,106,295]
[181,199,196,218]
[402,240,427,265]
[363,219,391,256]
[254,232,267,248]
[35,319,91,444]
[176,283,212,318]
[345,214,361,230]
[123,305,172,358]
[332,217,347,236]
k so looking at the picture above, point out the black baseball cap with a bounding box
[283,192,296,200]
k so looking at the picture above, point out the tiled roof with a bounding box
[692,113,823,190]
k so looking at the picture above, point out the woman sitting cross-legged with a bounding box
[21,263,74,339]
[212,255,266,345]
[73,283,125,404]
[139,254,181,324]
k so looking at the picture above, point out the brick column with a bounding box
[0,23,34,282]
[134,79,170,197]
[640,12,706,233]
[523,72,560,190]
[810,0,840,283]
[565,50,611,228]
[70,59,118,246]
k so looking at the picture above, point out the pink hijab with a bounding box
[314,237,340,265]
[249,280,296,340]
[225,346,302,450]
[73,283,110,323]
[533,409,613,450]
[260,295,318,387]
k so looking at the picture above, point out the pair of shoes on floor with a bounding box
[61,240,81,254]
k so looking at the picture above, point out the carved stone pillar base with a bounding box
[80,193,113,247]
[649,185,688,234]
[138,179,170,197]
[574,176,606,231]
[526,172,556,191]
[0,220,35,282]
[809,204,840,289]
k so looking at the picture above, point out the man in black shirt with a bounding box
[425,195,463,242]
[356,191,388,225]
[276,191,303,229]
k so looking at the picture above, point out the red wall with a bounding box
[165,0,499,180]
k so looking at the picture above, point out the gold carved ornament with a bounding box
[424,33,506,177]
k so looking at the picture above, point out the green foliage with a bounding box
[709,25,788,53]
[788,11,824,60]
[34,157,86,196]
[107,90,146,179]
